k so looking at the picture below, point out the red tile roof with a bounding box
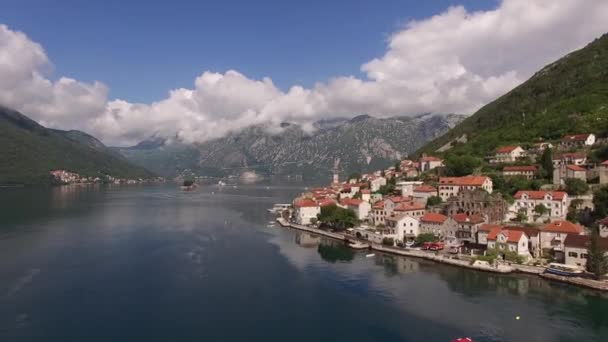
[340,198,363,206]
[554,152,587,160]
[394,202,426,212]
[566,164,586,171]
[372,200,385,209]
[451,213,485,224]
[503,165,537,172]
[439,176,490,187]
[496,145,521,153]
[386,196,411,203]
[564,234,608,249]
[542,220,584,234]
[414,185,437,193]
[488,229,524,243]
[514,190,566,200]
[360,189,371,194]
[294,199,318,208]
[420,212,448,224]
[317,198,336,207]
[479,224,502,232]
[561,134,592,142]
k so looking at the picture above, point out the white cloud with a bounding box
[1,0,608,146]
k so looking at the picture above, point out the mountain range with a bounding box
[0,106,154,185]
[114,114,465,179]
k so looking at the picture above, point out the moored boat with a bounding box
[544,263,583,277]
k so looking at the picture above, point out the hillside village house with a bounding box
[552,152,587,167]
[293,199,320,225]
[419,213,448,237]
[540,220,585,260]
[532,142,553,152]
[397,181,423,197]
[413,185,438,202]
[392,201,426,219]
[553,164,587,185]
[491,146,525,164]
[418,155,444,172]
[445,213,485,245]
[487,229,531,259]
[478,224,540,257]
[446,189,508,223]
[339,198,371,221]
[360,189,371,203]
[511,190,568,223]
[371,200,387,226]
[438,176,493,201]
[560,133,596,148]
[369,176,387,192]
[503,165,537,180]
[386,214,420,243]
[564,234,608,269]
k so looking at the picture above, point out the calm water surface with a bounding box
[1,184,607,341]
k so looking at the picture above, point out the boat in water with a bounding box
[365,253,375,258]
[267,203,291,214]
[544,263,584,277]
[452,338,473,342]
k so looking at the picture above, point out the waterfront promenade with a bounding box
[276,217,608,291]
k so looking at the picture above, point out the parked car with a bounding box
[428,242,444,251]
[421,242,433,250]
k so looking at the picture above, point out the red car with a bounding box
[421,242,433,250]
[429,242,444,251]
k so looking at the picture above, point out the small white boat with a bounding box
[544,263,583,277]
[366,253,375,258]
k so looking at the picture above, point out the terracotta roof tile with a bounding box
[514,190,567,200]
[420,212,448,223]
[542,220,584,234]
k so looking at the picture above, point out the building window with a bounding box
[568,252,578,258]
[581,253,588,259]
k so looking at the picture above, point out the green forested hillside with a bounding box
[417,33,608,157]
[0,106,154,185]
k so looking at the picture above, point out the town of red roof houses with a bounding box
[287,132,608,277]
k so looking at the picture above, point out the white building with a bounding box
[339,198,371,221]
[540,220,585,260]
[564,234,608,269]
[487,229,531,258]
[503,165,537,180]
[552,152,587,167]
[560,133,595,148]
[396,181,423,197]
[293,199,321,225]
[438,176,493,201]
[553,164,587,186]
[491,146,525,164]
[369,177,387,192]
[511,191,568,222]
[418,155,444,172]
[386,214,420,243]
[599,217,608,238]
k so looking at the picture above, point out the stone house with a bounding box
[446,189,509,223]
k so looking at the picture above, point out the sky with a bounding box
[1,0,608,146]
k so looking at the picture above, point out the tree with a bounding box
[444,154,482,177]
[183,179,195,187]
[395,161,401,172]
[514,212,528,223]
[593,186,608,219]
[533,204,548,217]
[586,229,608,279]
[564,178,589,196]
[539,148,554,180]
[426,196,443,208]
[316,204,358,231]
[382,237,395,246]
[415,233,438,244]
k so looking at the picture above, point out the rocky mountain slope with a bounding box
[116,114,464,179]
[0,105,155,185]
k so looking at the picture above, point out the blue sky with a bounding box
[0,0,496,103]
[1,1,605,145]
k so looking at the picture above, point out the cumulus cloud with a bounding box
[1,0,608,146]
